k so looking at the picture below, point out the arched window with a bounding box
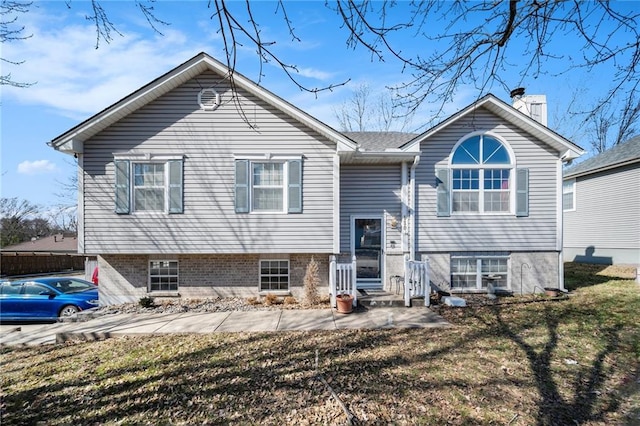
[450,134,513,213]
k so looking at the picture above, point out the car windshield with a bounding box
[47,279,95,294]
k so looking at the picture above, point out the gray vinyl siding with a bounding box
[81,71,336,254]
[564,164,640,261]
[339,164,403,253]
[416,108,560,252]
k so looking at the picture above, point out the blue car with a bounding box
[0,277,99,321]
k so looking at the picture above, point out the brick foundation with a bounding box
[98,253,330,305]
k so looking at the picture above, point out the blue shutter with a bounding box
[288,160,302,213]
[516,168,529,217]
[436,169,450,217]
[168,160,183,214]
[114,160,130,214]
[235,160,249,213]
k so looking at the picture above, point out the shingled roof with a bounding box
[343,131,418,151]
[1,234,78,254]
[564,135,640,179]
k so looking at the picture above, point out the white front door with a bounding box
[352,217,384,289]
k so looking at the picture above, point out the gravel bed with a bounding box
[94,297,331,315]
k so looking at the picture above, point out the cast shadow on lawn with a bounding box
[474,304,626,426]
[564,262,637,291]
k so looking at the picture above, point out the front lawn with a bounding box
[1,263,638,425]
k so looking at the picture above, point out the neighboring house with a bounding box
[563,136,640,265]
[0,233,84,276]
[48,52,584,305]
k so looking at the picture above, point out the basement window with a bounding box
[149,260,179,292]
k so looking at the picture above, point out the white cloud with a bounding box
[2,7,212,118]
[294,67,335,81]
[17,160,58,175]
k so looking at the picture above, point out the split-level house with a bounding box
[49,53,584,305]
[563,136,640,265]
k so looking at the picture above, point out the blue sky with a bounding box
[1,1,633,210]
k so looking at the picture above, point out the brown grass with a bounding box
[1,263,638,425]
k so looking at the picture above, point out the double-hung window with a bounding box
[114,155,183,214]
[134,163,165,211]
[436,133,528,217]
[235,156,302,213]
[253,162,285,211]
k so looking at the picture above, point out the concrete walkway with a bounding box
[0,307,450,346]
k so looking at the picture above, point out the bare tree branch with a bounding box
[334,83,414,132]
[4,0,640,129]
[0,0,34,87]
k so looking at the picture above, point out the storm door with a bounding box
[352,217,384,289]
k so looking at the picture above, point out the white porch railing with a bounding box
[329,255,357,308]
[404,255,430,307]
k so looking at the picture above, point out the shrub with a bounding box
[247,296,261,305]
[284,296,297,305]
[138,296,155,308]
[303,256,321,306]
[264,293,279,306]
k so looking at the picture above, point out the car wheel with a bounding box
[59,305,79,318]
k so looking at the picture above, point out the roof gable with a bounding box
[401,94,584,160]
[49,52,356,154]
[564,135,640,178]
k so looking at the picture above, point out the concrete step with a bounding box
[357,290,426,308]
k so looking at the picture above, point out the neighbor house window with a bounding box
[114,157,183,214]
[451,256,509,290]
[436,134,529,217]
[563,179,575,211]
[260,260,289,292]
[235,157,302,213]
[149,260,179,292]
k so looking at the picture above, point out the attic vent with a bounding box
[198,88,221,111]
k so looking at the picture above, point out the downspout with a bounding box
[557,156,565,291]
[409,155,420,261]
[77,153,85,255]
[401,162,409,253]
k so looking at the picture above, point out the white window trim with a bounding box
[114,153,184,215]
[114,152,184,161]
[450,255,510,291]
[131,161,170,214]
[258,258,290,294]
[132,162,167,212]
[449,132,516,215]
[563,178,576,212]
[148,259,179,294]
[251,161,287,214]
[234,153,302,161]
[235,153,303,215]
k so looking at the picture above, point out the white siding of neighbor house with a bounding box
[339,164,403,254]
[564,164,640,264]
[415,108,561,252]
[81,71,337,255]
